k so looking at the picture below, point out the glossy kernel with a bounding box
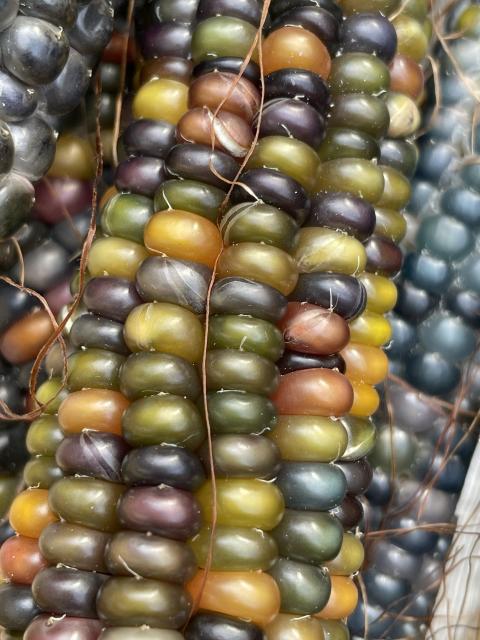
[192,16,259,64]
[49,477,124,533]
[217,243,298,296]
[189,72,260,124]
[262,26,331,79]
[277,462,347,511]
[324,532,365,575]
[269,415,348,462]
[260,97,326,148]
[139,57,193,85]
[392,14,428,62]
[10,489,58,538]
[121,395,205,449]
[272,369,353,417]
[48,135,95,181]
[0,310,54,365]
[329,53,389,95]
[124,302,204,363]
[34,378,68,415]
[208,314,284,361]
[0,582,40,632]
[350,381,380,417]
[278,351,346,375]
[58,390,130,436]
[69,313,128,356]
[417,215,474,261]
[120,352,200,401]
[83,277,142,324]
[190,526,278,571]
[295,228,367,275]
[132,79,189,124]
[220,202,299,251]
[97,577,191,628]
[105,531,196,583]
[341,342,388,385]
[292,274,367,320]
[55,432,128,483]
[206,349,279,396]
[280,303,350,356]
[197,479,284,530]
[121,445,205,491]
[23,456,62,489]
[177,107,253,157]
[155,179,225,222]
[101,193,154,244]
[340,415,377,461]
[26,415,63,456]
[272,510,343,564]
[206,391,278,435]
[211,277,288,323]
[315,576,358,619]
[31,566,106,619]
[136,256,211,314]
[380,138,419,179]
[88,237,148,281]
[307,192,375,241]
[0,536,48,584]
[118,485,201,540]
[385,92,421,139]
[231,167,310,224]
[315,159,385,204]
[247,136,320,192]
[359,272,397,313]
[39,522,110,573]
[377,165,411,210]
[269,558,331,615]
[204,434,281,479]
[329,94,390,139]
[389,53,424,99]
[187,570,281,628]
[349,310,392,346]
[374,207,407,242]
[67,348,125,391]
[318,127,379,162]
[144,209,222,268]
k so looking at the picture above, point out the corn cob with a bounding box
[0,0,448,638]
[351,2,480,638]
[0,1,203,637]
[263,0,431,637]
[0,0,115,238]
[0,132,95,602]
